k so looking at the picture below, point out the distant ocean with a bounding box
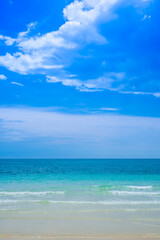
[0,159,160,239]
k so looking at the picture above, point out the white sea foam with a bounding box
[49,200,160,205]
[0,199,160,205]
[110,191,160,196]
[127,186,152,190]
[0,191,65,196]
[0,200,40,204]
[4,200,160,205]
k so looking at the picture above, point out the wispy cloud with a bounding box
[100,107,119,111]
[46,72,160,97]
[0,22,37,46]
[11,82,24,87]
[46,75,98,91]
[0,74,7,80]
[18,22,37,38]
[119,91,160,98]
[141,14,151,21]
[46,72,125,92]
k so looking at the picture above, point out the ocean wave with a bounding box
[0,200,40,204]
[93,185,154,191]
[0,191,65,196]
[127,186,152,190]
[0,200,160,205]
[110,191,160,196]
[48,200,160,205]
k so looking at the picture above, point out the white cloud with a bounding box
[0,35,16,45]
[0,22,37,46]
[0,74,7,80]
[0,53,63,74]
[119,91,160,98]
[47,74,160,97]
[47,75,102,91]
[11,82,24,87]
[0,0,153,96]
[46,75,95,91]
[153,93,160,98]
[100,107,119,111]
[46,72,125,92]
[141,14,151,21]
[18,22,37,38]
[0,0,145,74]
[47,76,83,87]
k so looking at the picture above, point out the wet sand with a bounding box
[0,234,160,240]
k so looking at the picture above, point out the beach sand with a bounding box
[0,235,160,240]
[0,209,160,240]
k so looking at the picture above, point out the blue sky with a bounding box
[0,0,160,158]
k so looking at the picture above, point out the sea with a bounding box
[0,159,160,239]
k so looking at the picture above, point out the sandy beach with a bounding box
[0,235,160,240]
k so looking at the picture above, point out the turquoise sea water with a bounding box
[0,159,160,239]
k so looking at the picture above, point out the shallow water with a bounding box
[0,159,160,239]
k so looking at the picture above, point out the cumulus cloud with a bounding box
[0,0,154,96]
[0,52,63,74]
[0,0,145,75]
[0,35,16,45]
[0,0,117,74]
[0,74,7,80]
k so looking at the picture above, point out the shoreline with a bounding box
[1,234,160,240]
